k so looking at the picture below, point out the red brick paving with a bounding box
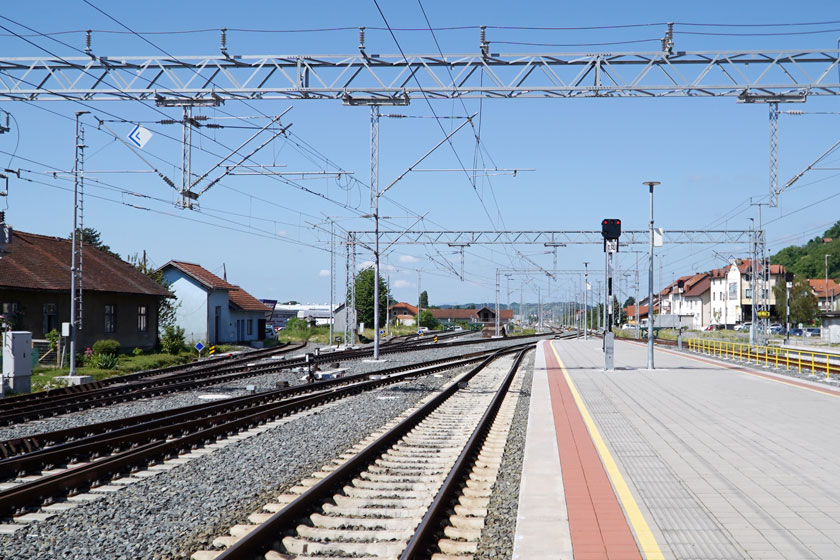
[543,341,642,560]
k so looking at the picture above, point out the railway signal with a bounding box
[601,218,622,371]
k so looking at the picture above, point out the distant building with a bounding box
[159,261,269,344]
[658,273,711,330]
[389,302,418,326]
[430,307,513,327]
[0,230,170,351]
[264,303,334,328]
[808,278,839,312]
[709,259,786,326]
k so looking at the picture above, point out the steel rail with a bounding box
[0,347,495,462]
[401,347,529,558]
[0,332,546,426]
[212,341,544,560]
[0,345,529,518]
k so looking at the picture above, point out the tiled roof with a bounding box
[159,261,268,313]
[429,307,514,320]
[0,230,170,296]
[228,285,271,312]
[389,302,418,315]
[683,275,711,297]
[160,260,234,290]
[735,259,785,275]
[808,278,840,298]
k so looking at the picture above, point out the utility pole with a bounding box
[329,220,334,347]
[371,105,381,359]
[417,270,422,328]
[749,217,757,346]
[785,274,792,345]
[583,262,589,340]
[826,254,832,312]
[69,111,88,378]
[643,181,661,370]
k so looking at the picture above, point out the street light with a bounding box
[642,181,661,370]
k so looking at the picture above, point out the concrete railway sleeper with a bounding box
[193,343,535,560]
[0,349,500,465]
[0,332,546,428]
[0,343,544,521]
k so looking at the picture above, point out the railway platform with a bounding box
[515,337,840,560]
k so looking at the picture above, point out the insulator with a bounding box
[85,30,92,56]
[158,119,177,125]
[359,27,366,51]
[220,28,228,55]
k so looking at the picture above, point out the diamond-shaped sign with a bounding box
[194,342,205,352]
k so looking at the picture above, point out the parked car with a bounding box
[788,328,804,337]
[734,322,751,332]
[769,325,785,335]
[264,327,276,339]
[804,328,821,337]
[621,323,635,330]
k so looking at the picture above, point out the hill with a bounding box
[770,220,840,280]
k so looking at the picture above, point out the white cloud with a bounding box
[318,269,330,277]
[399,255,419,264]
[393,279,413,288]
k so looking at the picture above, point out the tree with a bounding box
[419,290,429,308]
[70,227,119,258]
[127,253,180,334]
[624,296,635,307]
[419,309,440,329]
[350,267,390,327]
[772,276,818,325]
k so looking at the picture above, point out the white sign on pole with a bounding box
[653,228,664,247]
[127,125,153,149]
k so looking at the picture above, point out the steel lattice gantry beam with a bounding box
[0,50,838,101]
[348,229,753,248]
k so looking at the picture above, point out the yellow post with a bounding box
[785,349,789,371]
[811,353,816,375]
[826,354,831,380]
[765,346,769,367]
[775,347,779,368]
[798,351,802,374]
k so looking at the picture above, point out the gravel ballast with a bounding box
[474,351,535,560]
[0,336,545,560]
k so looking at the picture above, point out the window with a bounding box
[43,303,57,334]
[105,304,116,333]
[247,319,253,336]
[137,305,148,332]
[745,289,752,298]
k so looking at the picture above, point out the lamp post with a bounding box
[826,254,832,312]
[643,181,661,370]
[583,262,589,340]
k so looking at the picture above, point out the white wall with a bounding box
[163,271,209,343]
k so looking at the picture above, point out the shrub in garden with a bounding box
[161,325,186,355]
[92,339,120,356]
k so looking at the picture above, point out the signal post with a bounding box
[601,219,621,371]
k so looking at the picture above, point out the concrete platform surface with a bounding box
[515,337,840,560]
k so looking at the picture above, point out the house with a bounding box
[430,306,514,327]
[0,230,170,351]
[658,273,711,330]
[389,302,418,326]
[159,261,270,344]
[807,278,839,312]
[708,259,786,325]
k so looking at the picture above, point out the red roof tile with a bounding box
[228,285,271,312]
[390,302,418,315]
[160,261,268,312]
[0,230,170,296]
[808,278,840,298]
[161,260,234,290]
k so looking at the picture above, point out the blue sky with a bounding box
[1,1,839,309]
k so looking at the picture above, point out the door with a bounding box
[214,306,221,344]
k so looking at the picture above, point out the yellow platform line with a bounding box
[549,341,664,560]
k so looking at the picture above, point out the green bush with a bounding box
[161,325,186,355]
[132,347,144,357]
[45,329,61,351]
[88,353,119,369]
[92,339,120,356]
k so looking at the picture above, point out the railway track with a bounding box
[190,342,537,560]
[0,338,549,525]
[0,331,543,428]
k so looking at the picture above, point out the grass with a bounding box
[31,351,195,393]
